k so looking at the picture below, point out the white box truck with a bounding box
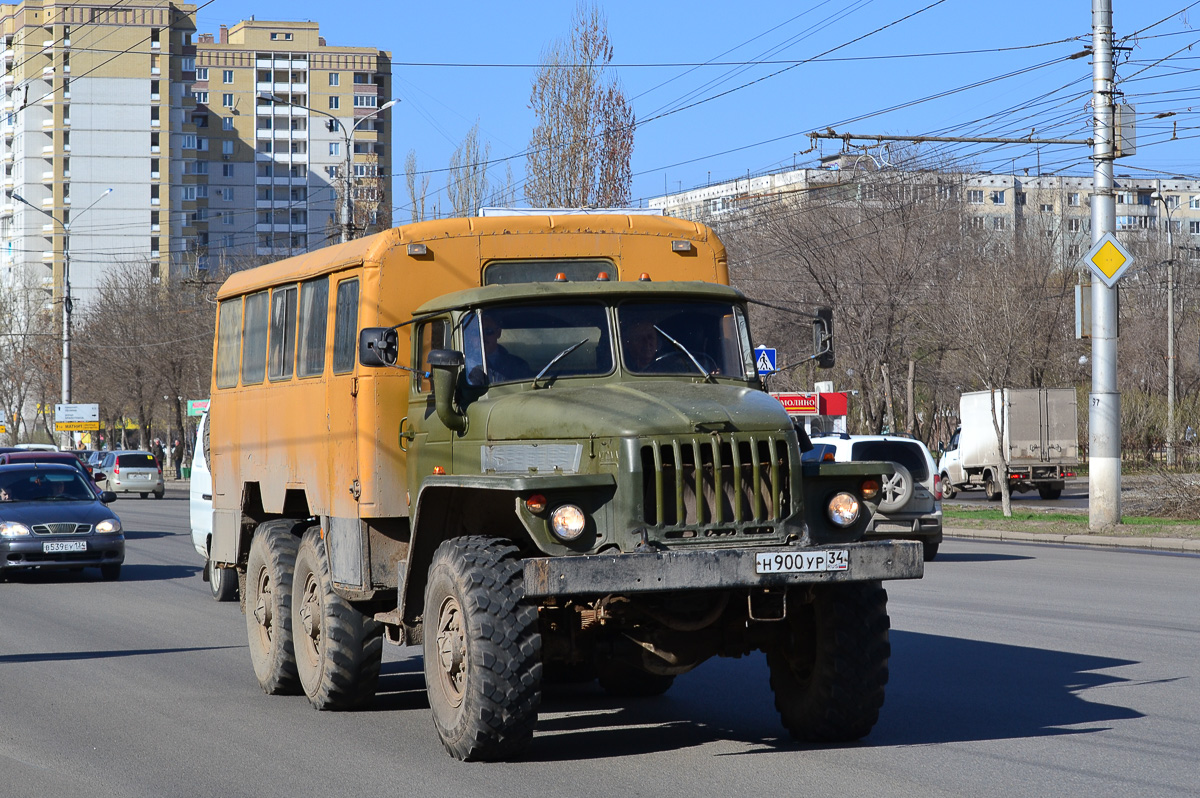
[938,388,1078,500]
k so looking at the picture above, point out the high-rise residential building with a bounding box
[0,3,392,313]
[194,19,393,265]
[0,0,196,306]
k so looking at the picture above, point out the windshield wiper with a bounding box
[533,339,587,387]
[654,325,712,381]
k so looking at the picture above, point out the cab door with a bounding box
[325,274,362,520]
[406,316,454,499]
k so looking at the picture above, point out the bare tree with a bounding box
[405,149,431,224]
[525,1,634,208]
[447,121,491,217]
[0,275,59,444]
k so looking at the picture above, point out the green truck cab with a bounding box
[359,277,923,760]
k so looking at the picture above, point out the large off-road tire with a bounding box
[292,527,383,710]
[1037,485,1063,500]
[207,556,239,602]
[766,581,890,743]
[423,536,542,761]
[595,656,675,698]
[923,541,941,561]
[245,522,301,695]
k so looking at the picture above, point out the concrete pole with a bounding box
[60,225,72,449]
[1090,0,1121,528]
[341,124,353,243]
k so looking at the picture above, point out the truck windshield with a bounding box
[464,304,614,386]
[618,301,753,378]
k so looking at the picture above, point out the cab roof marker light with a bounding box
[407,243,427,255]
[671,240,693,252]
[596,272,610,281]
[554,272,568,282]
[639,272,652,281]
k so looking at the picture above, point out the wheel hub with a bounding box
[435,595,467,707]
[298,572,321,655]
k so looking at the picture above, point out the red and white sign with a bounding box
[771,392,849,416]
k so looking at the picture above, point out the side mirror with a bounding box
[359,327,399,367]
[100,491,117,503]
[937,441,944,452]
[427,349,467,432]
[93,472,107,482]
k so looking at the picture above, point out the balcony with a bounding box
[42,66,54,79]
[1,75,12,91]
[41,170,53,182]
[2,49,13,67]
[0,204,12,217]
[41,250,54,261]
[41,222,53,233]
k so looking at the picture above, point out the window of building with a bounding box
[328,95,339,110]
[329,142,340,156]
[353,73,369,84]
[1165,194,1180,209]
[222,166,234,180]
[221,187,234,200]
[1168,219,1182,233]
[328,72,339,86]
[195,67,208,81]
[332,279,359,373]
[197,185,208,199]
[1190,196,1200,210]
[182,133,197,149]
[182,185,197,201]
[1116,215,1148,230]
[1068,244,1080,259]
[1116,192,1134,205]
[1039,203,1053,213]
[191,113,208,127]
[270,32,293,41]
[969,216,984,229]
[223,69,234,84]
[222,93,234,108]
[992,217,1006,231]
[1067,218,1084,232]
[181,56,195,72]
[222,116,234,131]
[192,91,208,104]
[353,94,377,108]
[1068,192,1081,206]
[967,189,984,204]
[990,190,1005,205]
[1190,220,1200,235]
[222,140,234,155]
[1015,191,1027,206]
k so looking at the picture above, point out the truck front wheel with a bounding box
[1037,485,1063,500]
[423,536,542,761]
[984,474,1001,501]
[245,521,302,695]
[766,581,890,742]
[939,473,956,499]
[292,527,384,710]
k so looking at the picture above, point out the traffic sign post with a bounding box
[54,403,100,432]
[754,346,777,375]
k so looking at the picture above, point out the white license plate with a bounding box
[129,473,151,480]
[755,549,849,574]
[43,541,87,553]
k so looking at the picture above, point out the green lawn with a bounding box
[942,506,1200,538]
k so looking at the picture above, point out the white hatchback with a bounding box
[190,411,236,601]
[809,433,943,561]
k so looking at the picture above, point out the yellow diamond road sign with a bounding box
[1083,233,1136,287]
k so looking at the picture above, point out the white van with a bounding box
[190,410,237,601]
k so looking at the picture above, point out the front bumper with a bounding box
[522,539,922,598]
[1,536,126,571]
[865,508,942,543]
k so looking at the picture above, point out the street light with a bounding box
[1150,189,1177,467]
[262,93,398,243]
[11,187,113,448]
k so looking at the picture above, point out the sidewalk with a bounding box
[946,526,1200,553]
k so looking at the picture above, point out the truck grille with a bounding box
[641,434,790,537]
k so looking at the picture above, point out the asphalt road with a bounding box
[2,488,1197,797]
[946,478,1090,510]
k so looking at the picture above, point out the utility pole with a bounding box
[1090,0,1121,528]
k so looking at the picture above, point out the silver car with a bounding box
[95,450,165,499]
[811,433,943,561]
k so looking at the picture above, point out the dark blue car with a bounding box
[0,463,124,581]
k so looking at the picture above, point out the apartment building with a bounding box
[0,0,195,306]
[194,19,392,262]
[0,3,391,313]
[650,163,1200,265]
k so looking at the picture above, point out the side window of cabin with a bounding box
[332,278,359,374]
[297,277,329,378]
[215,298,242,388]
[268,285,297,381]
[415,318,449,393]
[241,291,269,385]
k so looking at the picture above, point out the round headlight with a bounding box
[95,518,122,534]
[827,492,860,527]
[549,504,586,541]
[0,521,31,537]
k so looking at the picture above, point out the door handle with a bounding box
[398,416,413,452]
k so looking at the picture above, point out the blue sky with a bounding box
[197,1,1200,215]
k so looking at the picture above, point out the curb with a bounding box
[946,527,1200,553]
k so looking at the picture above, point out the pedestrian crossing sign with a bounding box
[755,346,777,374]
